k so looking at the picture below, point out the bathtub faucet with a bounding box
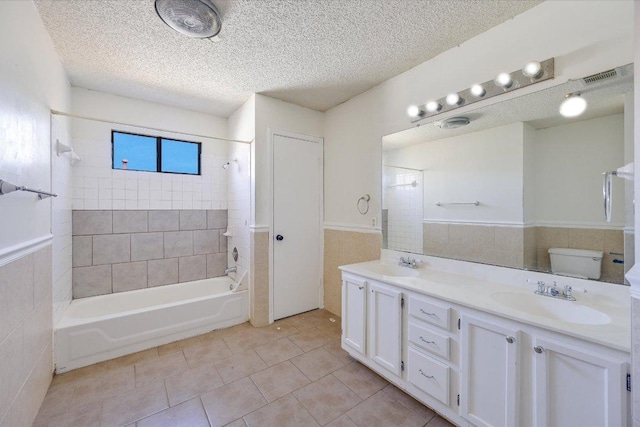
[224,266,237,275]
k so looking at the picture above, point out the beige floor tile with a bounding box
[294,374,362,425]
[324,414,358,427]
[32,401,102,427]
[381,384,434,415]
[135,351,188,387]
[214,349,268,384]
[291,347,346,381]
[254,337,304,366]
[136,398,209,427]
[102,348,160,370]
[250,361,311,402]
[157,335,203,356]
[289,329,330,352]
[164,362,224,406]
[224,418,248,427]
[200,377,266,427]
[99,382,169,427]
[71,365,137,408]
[346,389,433,427]
[332,362,387,400]
[425,415,456,427]
[323,342,354,365]
[32,382,75,422]
[244,394,320,427]
[223,328,274,354]
[183,338,233,368]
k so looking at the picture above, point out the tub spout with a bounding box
[224,266,237,275]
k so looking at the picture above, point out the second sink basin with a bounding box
[365,263,420,277]
[491,291,611,325]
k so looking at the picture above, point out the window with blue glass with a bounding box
[112,131,201,175]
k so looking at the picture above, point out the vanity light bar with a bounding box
[408,58,555,123]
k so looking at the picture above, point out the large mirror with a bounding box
[382,64,634,284]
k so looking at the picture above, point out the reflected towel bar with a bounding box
[435,201,480,206]
[0,179,57,200]
[387,180,418,188]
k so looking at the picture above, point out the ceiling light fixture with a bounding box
[559,93,587,118]
[155,0,222,39]
[406,58,554,122]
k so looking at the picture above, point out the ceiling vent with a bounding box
[582,69,618,86]
[438,117,471,129]
[155,0,222,39]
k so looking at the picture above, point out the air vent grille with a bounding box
[582,69,618,85]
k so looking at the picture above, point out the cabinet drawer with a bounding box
[408,322,450,360]
[407,347,450,405]
[408,296,450,330]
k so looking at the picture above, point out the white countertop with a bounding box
[339,259,631,352]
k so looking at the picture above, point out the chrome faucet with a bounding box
[533,280,576,301]
[224,266,237,275]
[398,257,421,269]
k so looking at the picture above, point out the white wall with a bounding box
[324,1,634,229]
[254,94,324,226]
[385,123,525,225]
[533,114,625,228]
[228,94,256,142]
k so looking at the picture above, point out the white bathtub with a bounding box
[55,276,248,373]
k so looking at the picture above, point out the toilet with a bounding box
[548,248,604,280]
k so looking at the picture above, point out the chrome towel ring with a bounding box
[357,194,370,215]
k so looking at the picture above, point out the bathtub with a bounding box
[55,276,248,373]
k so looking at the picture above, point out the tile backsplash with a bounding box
[72,210,228,298]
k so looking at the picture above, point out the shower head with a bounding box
[222,158,238,170]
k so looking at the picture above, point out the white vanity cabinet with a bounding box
[532,336,629,427]
[368,281,403,376]
[341,273,367,357]
[460,315,520,427]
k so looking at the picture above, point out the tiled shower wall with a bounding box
[72,210,228,298]
[0,246,53,426]
[422,223,625,283]
[383,167,423,253]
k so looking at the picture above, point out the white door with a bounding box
[272,132,322,320]
[460,315,520,427]
[342,275,367,356]
[368,281,403,377]
[533,337,628,427]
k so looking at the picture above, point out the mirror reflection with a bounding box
[382,64,634,284]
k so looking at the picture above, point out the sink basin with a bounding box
[491,291,611,325]
[365,263,420,277]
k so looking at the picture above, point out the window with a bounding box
[112,131,201,175]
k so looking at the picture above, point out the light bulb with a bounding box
[522,61,543,79]
[426,101,442,113]
[495,72,513,88]
[470,84,485,97]
[407,105,423,118]
[446,93,463,106]
[559,94,587,117]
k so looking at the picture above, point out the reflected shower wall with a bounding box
[383,165,423,253]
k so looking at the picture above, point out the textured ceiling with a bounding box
[35,0,542,117]
[382,64,634,151]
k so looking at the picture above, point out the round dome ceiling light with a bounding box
[438,117,471,129]
[155,0,222,39]
[559,94,587,118]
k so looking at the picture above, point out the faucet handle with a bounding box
[536,282,546,293]
[563,285,572,297]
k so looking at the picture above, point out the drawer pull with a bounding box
[419,369,434,379]
[420,309,437,316]
[419,336,436,345]
[358,286,364,290]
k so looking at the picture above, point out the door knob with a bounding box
[276,234,284,241]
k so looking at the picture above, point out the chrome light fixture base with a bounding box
[409,58,554,123]
[155,0,222,39]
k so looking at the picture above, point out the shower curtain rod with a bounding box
[50,110,253,145]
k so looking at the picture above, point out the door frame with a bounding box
[268,128,324,322]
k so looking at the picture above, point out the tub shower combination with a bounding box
[55,275,248,372]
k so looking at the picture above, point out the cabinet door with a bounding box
[341,276,367,356]
[460,315,520,427]
[533,337,628,427]
[369,281,403,376]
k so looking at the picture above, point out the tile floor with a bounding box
[33,309,455,427]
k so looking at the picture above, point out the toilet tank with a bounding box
[548,248,603,280]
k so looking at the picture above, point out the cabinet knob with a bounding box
[534,345,544,354]
[358,286,364,290]
[505,336,515,344]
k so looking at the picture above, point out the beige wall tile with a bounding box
[207,210,228,229]
[180,210,207,231]
[207,253,228,278]
[73,265,112,298]
[604,230,624,254]
[93,234,130,265]
[0,325,24,421]
[425,223,448,244]
[113,210,148,233]
[164,231,194,258]
[494,227,523,252]
[148,258,179,287]
[72,235,93,267]
[179,255,207,283]
[22,302,52,381]
[194,230,220,255]
[131,232,164,261]
[251,231,269,264]
[0,253,34,343]
[536,226,569,249]
[148,210,179,232]
[72,210,112,235]
[113,261,148,292]
[568,228,605,251]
